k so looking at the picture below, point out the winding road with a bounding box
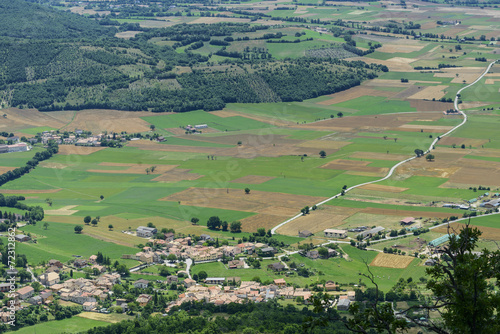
[271,60,498,235]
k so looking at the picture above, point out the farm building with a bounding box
[324,229,347,238]
[0,145,7,154]
[15,234,31,242]
[298,230,313,238]
[194,124,208,129]
[358,226,385,238]
[424,259,436,266]
[400,217,415,225]
[136,226,157,238]
[7,143,28,153]
[483,199,500,208]
[337,298,351,311]
[429,234,454,247]
[205,277,225,285]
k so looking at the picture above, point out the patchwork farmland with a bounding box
[2,0,500,330]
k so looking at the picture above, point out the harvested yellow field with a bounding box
[45,205,79,216]
[58,146,107,155]
[378,44,425,53]
[408,85,448,100]
[485,79,500,84]
[370,253,414,268]
[359,184,409,193]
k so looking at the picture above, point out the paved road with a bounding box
[271,60,498,235]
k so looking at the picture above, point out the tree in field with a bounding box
[319,150,326,158]
[198,271,208,281]
[74,225,83,234]
[207,216,222,230]
[84,216,91,225]
[45,198,52,207]
[221,221,228,231]
[91,219,98,227]
[426,154,435,161]
[108,224,113,231]
[301,206,310,215]
[191,217,199,225]
[230,221,242,233]
[414,149,424,157]
[244,187,250,194]
[150,124,156,131]
[317,247,329,258]
[43,222,49,230]
[337,112,343,118]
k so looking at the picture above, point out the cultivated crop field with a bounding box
[370,253,415,269]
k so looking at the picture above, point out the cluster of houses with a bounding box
[40,130,129,147]
[126,232,277,264]
[185,124,208,133]
[443,193,500,210]
[41,130,105,146]
[167,278,355,312]
[0,258,120,313]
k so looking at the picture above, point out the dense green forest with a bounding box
[0,0,115,39]
[0,2,387,113]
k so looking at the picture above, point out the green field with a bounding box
[10,222,138,265]
[12,316,109,334]
[191,246,426,292]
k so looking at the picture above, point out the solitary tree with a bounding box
[43,222,49,230]
[337,112,344,118]
[100,195,104,200]
[244,187,251,194]
[426,154,435,161]
[45,198,52,207]
[414,149,424,157]
[319,150,326,158]
[198,270,208,281]
[150,124,156,131]
[84,216,91,225]
[74,225,83,234]
[191,217,199,225]
[108,224,114,231]
[91,219,98,227]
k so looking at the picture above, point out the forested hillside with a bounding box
[0,0,114,39]
[0,1,387,113]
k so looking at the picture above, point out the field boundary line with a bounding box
[271,60,498,235]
